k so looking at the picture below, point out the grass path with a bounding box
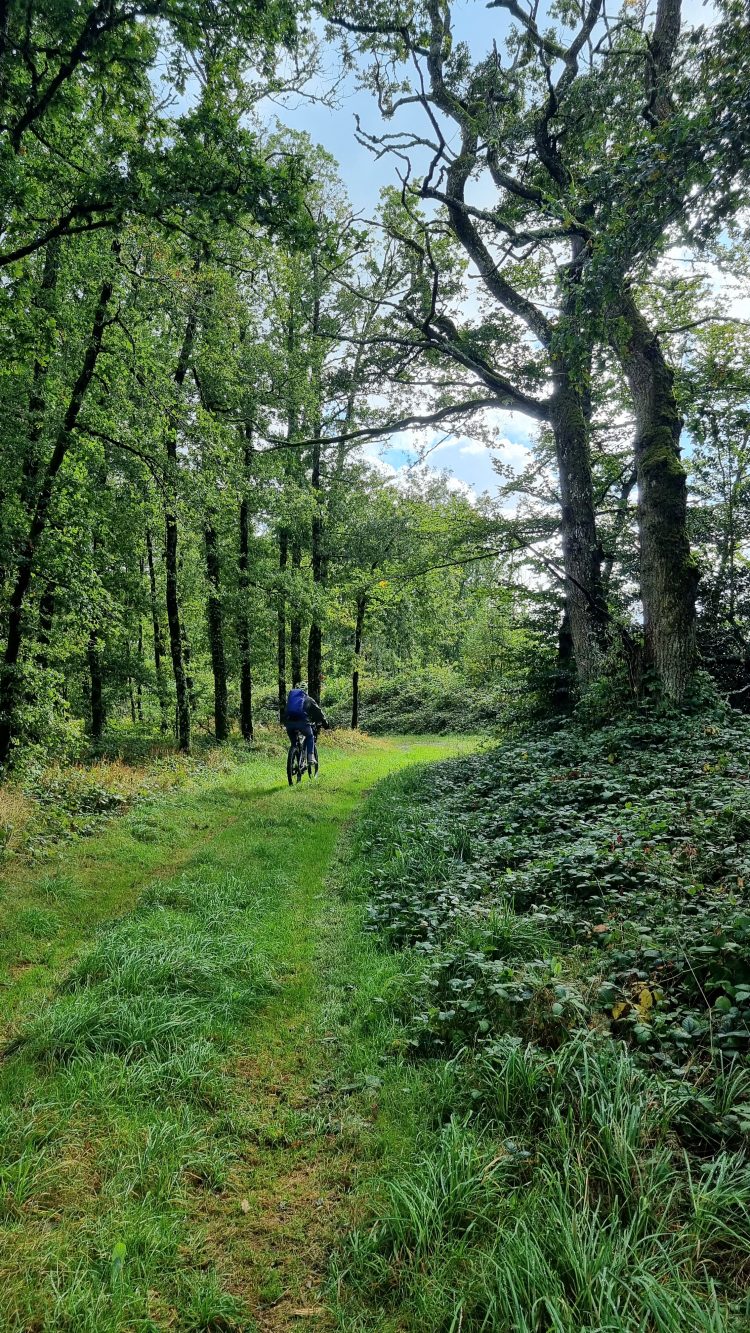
[0,734,469,1332]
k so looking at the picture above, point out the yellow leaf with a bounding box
[612,1001,628,1019]
[637,987,654,1019]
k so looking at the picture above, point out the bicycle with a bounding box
[287,722,320,786]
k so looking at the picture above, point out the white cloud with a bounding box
[457,436,532,471]
[445,476,477,503]
[359,450,398,477]
[498,440,532,469]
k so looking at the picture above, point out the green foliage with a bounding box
[334,710,750,1329]
[323,669,503,735]
[354,704,750,1069]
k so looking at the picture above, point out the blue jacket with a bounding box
[284,689,326,726]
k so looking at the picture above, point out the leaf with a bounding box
[612,1001,628,1019]
[240,1198,250,1213]
[110,1241,126,1287]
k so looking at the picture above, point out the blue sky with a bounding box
[365,416,537,503]
[266,2,531,499]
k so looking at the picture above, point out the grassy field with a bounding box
[0,732,471,1333]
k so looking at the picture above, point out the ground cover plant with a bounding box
[333,703,750,1331]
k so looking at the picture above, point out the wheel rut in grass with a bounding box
[188,784,356,1331]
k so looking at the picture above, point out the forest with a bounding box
[1,0,750,1330]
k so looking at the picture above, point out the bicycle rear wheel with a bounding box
[308,742,319,779]
[287,744,299,786]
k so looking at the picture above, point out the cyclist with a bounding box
[283,683,329,769]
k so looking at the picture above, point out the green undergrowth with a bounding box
[0,725,291,862]
[331,704,750,1331]
[321,669,506,736]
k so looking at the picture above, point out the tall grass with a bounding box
[334,1034,750,1331]
[0,866,272,1331]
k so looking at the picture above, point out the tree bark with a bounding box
[548,367,607,686]
[136,562,144,723]
[351,591,367,729]
[277,530,288,721]
[307,435,323,702]
[87,630,105,741]
[615,287,698,699]
[204,523,229,741]
[551,609,574,714]
[290,539,302,686]
[145,526,169,730]
[163,306,198,753]
[0,252,116,765]
[237,431,254,742]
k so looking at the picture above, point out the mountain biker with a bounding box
[283,683,329,767]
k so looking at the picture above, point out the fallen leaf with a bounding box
[240,1199,250,1214]
[612,1001,628,1020]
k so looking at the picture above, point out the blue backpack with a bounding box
[286,688,307,721]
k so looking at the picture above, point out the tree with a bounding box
[327,0,749,697]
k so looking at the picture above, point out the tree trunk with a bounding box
[277,530,288,721]
[0,252,117,766]
[290,539,302,686]
[307,437,323,702]
[88,630,105,741]
[136,566,144,724]
[204,523,229,741]
[548,368,607,687]
[551,609,574,714]
[237,431,254,742]
[165,513,190,750]
[615,287,698,699]
[145,527,169,731]
[351,591,367,729]
[163,306,198,753]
